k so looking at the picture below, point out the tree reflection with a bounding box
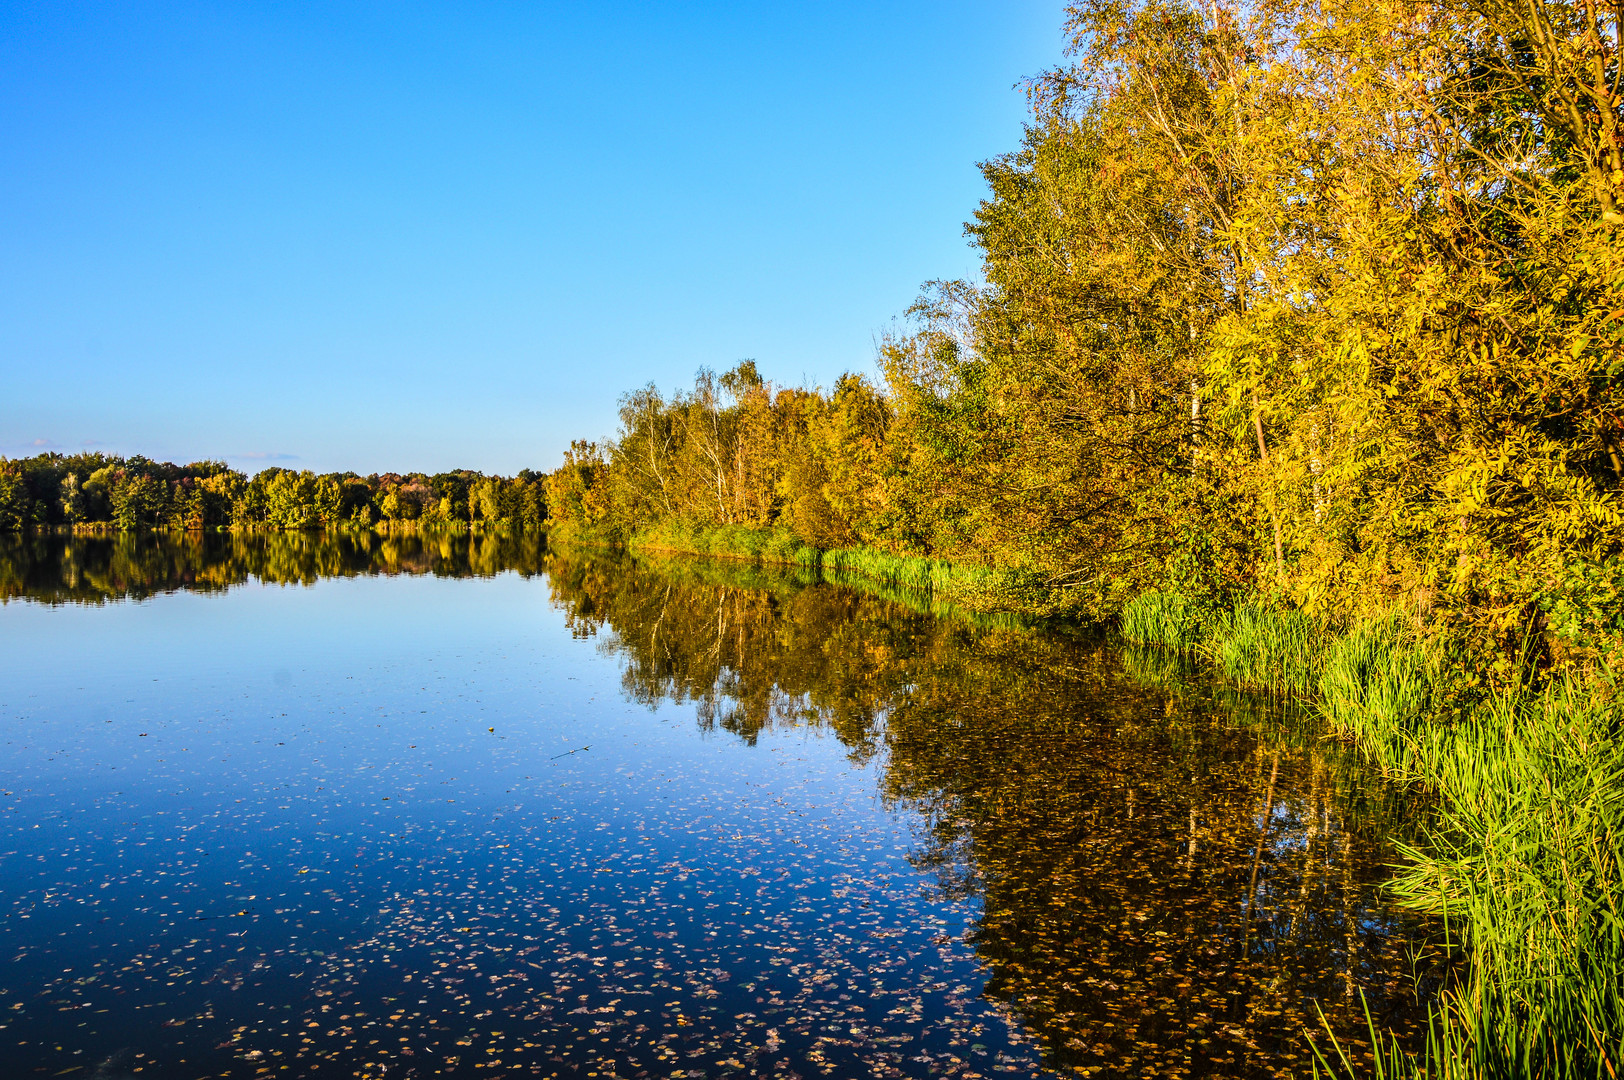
[0,530,546,605]
[545,545,1448,1077]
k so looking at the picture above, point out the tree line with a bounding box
[547,0,1623,673]
[12,0,1618,669]
[0,452,547,532]
[537,0,1624,1069]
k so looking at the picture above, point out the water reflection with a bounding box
[0,530,547,605]
[0,534,1441,1078]
[549,547,1443,1075]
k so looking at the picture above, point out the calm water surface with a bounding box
[0,535,1441,1079]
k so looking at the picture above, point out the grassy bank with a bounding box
[533,520,1041,631]
[628,519,820,567]
[1121,592,1624,1077]
[623,521,1029,612]
[1120,589,1329,695]
[1318,634,1622,1078]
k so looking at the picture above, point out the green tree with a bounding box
[0,464,29,531]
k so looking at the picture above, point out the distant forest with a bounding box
[0,453,546,532]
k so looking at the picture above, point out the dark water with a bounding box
[0,534,1442,1079]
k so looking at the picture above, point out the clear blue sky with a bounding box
[1,2,1064,475]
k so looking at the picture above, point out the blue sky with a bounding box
[1,2,1063,475]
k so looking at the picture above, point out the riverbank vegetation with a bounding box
[539,0,1624,1071]
[1117,594,1622,1075]
[546,0,1624,673]
[0,453,546,532]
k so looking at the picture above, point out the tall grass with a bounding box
[626,521,1028,613]
[1308,622,1623,1078]
[619,521,1032,629]
[1119,590,1207,649]
[1120,591,1325,695]
[1202,601,1326,696]
[820,545,1005,597]
[1318,617,1446,783]
[1405,680,1624,1078]
[630,521,820,568]
[1119,590,1624,1077]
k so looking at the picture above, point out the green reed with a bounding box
[1317,617,1446,782]
[1119,589,1207,650]
[626,521,1024,612]
[630,521,821,567]
[818,546,1003,598]
[1320,677,1623,1078]
[1201,602,1327,696]
[1301,622,1624,1078]
[1118,590,1624,1078]
[1120,591,1325,696]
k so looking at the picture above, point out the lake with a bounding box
[0,533,1443,1079]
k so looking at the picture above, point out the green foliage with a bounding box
[1318,619,1445,779]
[1539,558,1624,671]
[819,546,1022,608]
[618,518,1029,618]
[0,463,29,531]
[1390,680,1624,1079]
[632,520,822,568]
[543,440,614,537]
[1126,602,1623,1078]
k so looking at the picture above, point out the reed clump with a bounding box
[1203,602,1326,696]
[1119,591,1325,697]
[1317,617,1446,782]
[630,521,820,568]
[1120,589,1624,1077]
[1119,590,1207,650]
[820,546,1008,600]
[1314,666,1623,1078]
